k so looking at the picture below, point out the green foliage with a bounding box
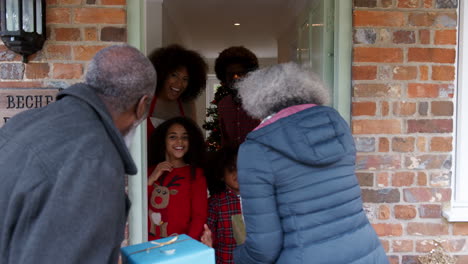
[202,85,235,152]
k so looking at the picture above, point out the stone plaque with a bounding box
[0,89,60,127]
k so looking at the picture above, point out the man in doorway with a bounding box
[0,44,156,264]
[215,46,261,147]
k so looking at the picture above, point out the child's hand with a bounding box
[148,162,173,185]
[200,224,213,247]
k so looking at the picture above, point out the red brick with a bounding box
[378,205,391,220]
[47,0,58,4]
[388,256,399,264]
[407,222,449,236]
[381,239,390,252]
[362,188,401,203]
[423,0,433,8]
[431,101,453,116]
[418,204,441,218]
[392,172,415,186]
[435,29,457,45]
[53,63,83,79]
[102,0,126,4]
[25,63,50,79]
[392,240,413,252]
[353,120,401,134]
[0,81,43,88]
[441,239,466,252]
[419,29,431,44]
[354,84,401,98]
[352,102,376,116]
[397,0,419,8]
[381,101,389,116]
[419,65,429,80]
[46,8,71,24]
[395,205,417,219]
[393,66,417,80]
[354,47,403,63]
[416,137,426,152]
[373,223,403,236]
[354,11,406,27]
[409,12,437,26]
[416,240,436,252]
[407,119,452,133]
[408,83,452,98]
[357,173,374,187]
[408,48,456,63]
[46,45,72,60]
[101,27,127,42]
[74,8,126,24]
[405,154,450,170]
[84,28,98,41]
[376,172,390,187]
[393,30,416,44]
[430,137,452,152]
[352,66,377,80]
[59,0,81,4]
[392,137,415,152]
[453,223,468,235]
[393,102,416,116]
[457,255,468,264]
[403,188,451,202]
[382,0,393,8]
[73,45,107,61]
[417,171,427,186]
[356,155,402,170]
[430,171,450,187]
[0,45,22,61]
[432,65,455,81]
[420,102,430,117]
[54,28,81,41]
[379,138,390,152]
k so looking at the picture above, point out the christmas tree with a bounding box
[202,84,235,152]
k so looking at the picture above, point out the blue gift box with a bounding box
[121,234,215,264]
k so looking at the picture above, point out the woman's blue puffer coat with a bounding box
[233,106,389,264]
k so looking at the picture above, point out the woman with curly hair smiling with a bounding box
[147,44,208,136]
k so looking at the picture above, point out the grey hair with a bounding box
[236,62,330,120]
[86,44,157,113]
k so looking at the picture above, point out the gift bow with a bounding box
[129,235,190,255]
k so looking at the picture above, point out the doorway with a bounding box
[127,0,352,245]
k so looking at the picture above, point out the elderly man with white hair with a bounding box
[233,62,389,264]
[0,44,156,264]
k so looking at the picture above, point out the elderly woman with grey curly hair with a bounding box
[233,62,389,264]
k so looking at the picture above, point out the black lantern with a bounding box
[0,0,46,63]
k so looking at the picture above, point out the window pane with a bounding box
[6,0,19,31]
[23,0,34,32]
[36,0,42,34]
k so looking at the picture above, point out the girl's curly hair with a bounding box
[214,46,259,84]
[148,44,208,102]
[148,116,206,178]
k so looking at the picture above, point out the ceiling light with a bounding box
[234,23,240,26]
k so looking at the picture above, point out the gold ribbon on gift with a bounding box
[129,235,190,255]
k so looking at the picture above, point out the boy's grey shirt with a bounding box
[0,83,136,264]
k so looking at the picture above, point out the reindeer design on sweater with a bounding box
[149,173,184,238]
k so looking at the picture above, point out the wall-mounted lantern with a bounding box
[0,0,46,63]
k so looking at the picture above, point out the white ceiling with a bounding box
[163,0,310,59]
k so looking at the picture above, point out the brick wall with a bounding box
[0,0,127,89]
[352,0,467,263]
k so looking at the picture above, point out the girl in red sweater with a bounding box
[147,116,208,241]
